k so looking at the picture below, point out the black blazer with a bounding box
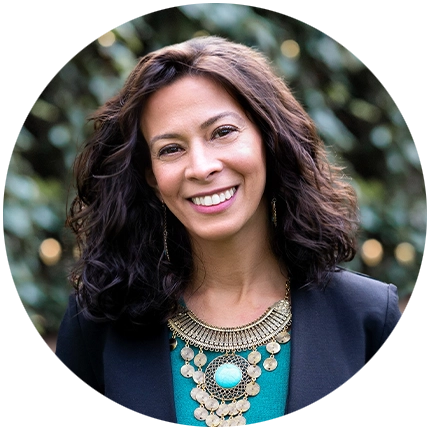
[55,268,401,423]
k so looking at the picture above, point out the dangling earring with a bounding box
[162,201,171,262]
[271,198,277,228]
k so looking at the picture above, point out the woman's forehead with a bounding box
[140,75,245,138]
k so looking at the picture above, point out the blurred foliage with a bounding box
[4,4,425,336]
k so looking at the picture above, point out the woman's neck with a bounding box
[184,230,287,327]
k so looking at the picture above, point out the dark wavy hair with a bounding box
[67,36,358,325]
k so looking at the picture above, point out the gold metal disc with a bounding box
[229,403,239,416]
[266,341,281,354]
[169,337,177,351]
[194,352,208,367]
[275,330,291,344]
[191,387,201,400]
[245,381,260,396]
[236,399,250,412]
[234,415,246,426]
[181,346,195,361]
[247,364,262,378]
[181,363,194,378]
[196,390,210,403]
[248,350,261,364]
[193,370,205,384]
[205,397,220,411]
[205,414,221,427]
[216,403,230,417]
[263,357,278,371]
[194,406,209,421]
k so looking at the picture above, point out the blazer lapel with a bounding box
[285,273,362,413]
[104,322,177,423]
[286,284,317,413]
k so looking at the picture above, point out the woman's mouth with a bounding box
[191,187,237,207]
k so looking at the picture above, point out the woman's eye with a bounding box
[212,126,238,139]
[158,144,182,158]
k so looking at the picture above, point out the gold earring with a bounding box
[162,202,171,262]
[271,198,277,227]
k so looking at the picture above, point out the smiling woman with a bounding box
[56,36,401,427]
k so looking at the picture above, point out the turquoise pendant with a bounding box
[214,363,242,388]
[205,355,251,401]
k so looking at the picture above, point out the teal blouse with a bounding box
[170,336,291,426]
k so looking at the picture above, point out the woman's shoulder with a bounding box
[322,267,401,337]
[57,293,166,345]
[325,266,399,310]
[328,266,396,294]
[292,267,401,340]
[294,266,398,302]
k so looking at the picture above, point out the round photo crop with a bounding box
[0,0,427,425]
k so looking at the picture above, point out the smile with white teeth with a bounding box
[191,187,237,206]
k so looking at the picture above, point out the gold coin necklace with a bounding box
[167,282,292,427]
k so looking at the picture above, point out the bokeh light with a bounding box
[395,242,416,266]
[98,31,116,47]
[361,239,384,266]
[193,30,210,38]
[39,238,62,266]
[280,39,300,59]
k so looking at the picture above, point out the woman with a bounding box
[56,36,401,427]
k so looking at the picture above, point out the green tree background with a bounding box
[4,4,425,342]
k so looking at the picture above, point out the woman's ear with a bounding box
[145,168,162,200]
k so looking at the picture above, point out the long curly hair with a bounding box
[67,36,358,325]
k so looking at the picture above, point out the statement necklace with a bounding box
[167,282,292,427]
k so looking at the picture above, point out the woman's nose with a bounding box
[184,142,223,181]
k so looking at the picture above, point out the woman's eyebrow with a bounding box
[148,112,244,147]
[148,133,181,147]
[200,111,244,130]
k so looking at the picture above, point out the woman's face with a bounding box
[140,75,267,243]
